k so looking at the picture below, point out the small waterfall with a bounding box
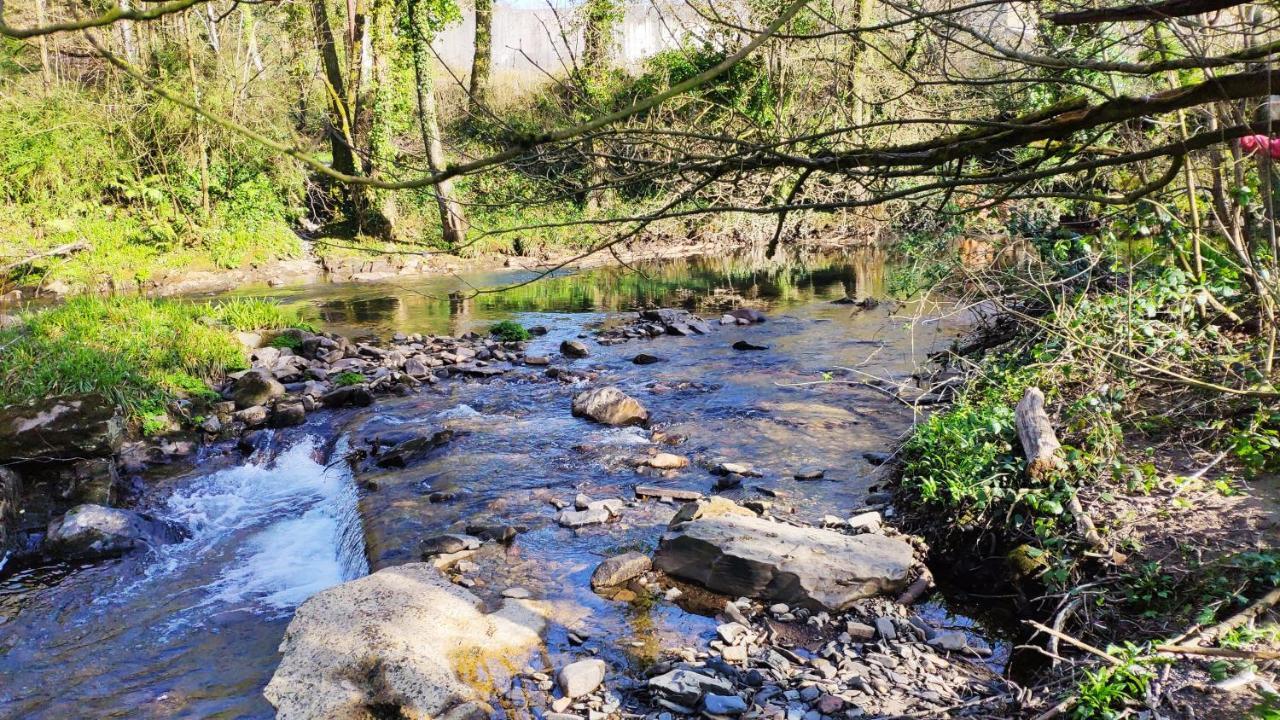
[330,437,370,581]
[126,434,370,619]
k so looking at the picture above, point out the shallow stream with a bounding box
[0,250,1002,718]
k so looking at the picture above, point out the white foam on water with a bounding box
[583,426,651,445]
[435,403,483,420]
[111,436,368,622]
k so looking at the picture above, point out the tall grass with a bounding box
[0,296,311,426]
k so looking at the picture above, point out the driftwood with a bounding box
[1197,587,1280,646]
[896,567,935,605]
[0,241,88,274]
[1016,388,1063,480]
[1015,387,1125,564]
[1156,644,1280,661]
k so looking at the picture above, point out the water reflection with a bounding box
[223,248,887,338]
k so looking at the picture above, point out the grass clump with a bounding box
[334,372,365,386]
[0,296,309,427]
[487,320,530,342]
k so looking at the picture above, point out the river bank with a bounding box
[1,224,874,302]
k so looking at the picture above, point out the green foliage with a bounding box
[1071,646,1158,719]
[629,43,779,127]
[899,360,1038,521]
[334,372,366,386]
[0,296,300,424]
[488,320,531,341]
[269,332,305,350]
[209,298,314,333]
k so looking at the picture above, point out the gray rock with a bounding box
[420,533,480,557]
[728,308,767,323]
[557,658,606,698]
[591,552,652,589]
[0,394,124,462]
[234,405,269,427]
[929,631,969,652]
[846,621,876,641]
[271,400,306,428]
[704,693,748,715]
[649,669,734,707]
[231,368,286,409]
[571,386,649,427]
[45,504,185,560]
[322,385,374,408]
[653,512,915,611]
[634,485,703,502]
[875,616,897,640]
[265,563,544,720]
[556,507,611,528]
[560,340,590,358]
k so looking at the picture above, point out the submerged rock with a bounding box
[591,551,652,589]
[264,563,545,720]
[375,430,455,468]
[653,506,915,611]
[571,386,649,427]
[0,393,124,462]
[731,340,769,351]
[728,308,767,323]
[45,504,186,560]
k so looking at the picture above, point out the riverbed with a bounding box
[0,250,999,718]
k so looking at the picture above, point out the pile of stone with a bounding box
[635,596,1010,718]
[206,328,535,437]
[554,492,627,528]
[596,308,714,345]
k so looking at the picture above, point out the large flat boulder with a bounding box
[264,562,546,720]
[0,394,123,462]
[653,508,914,611]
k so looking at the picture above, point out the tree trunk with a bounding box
[469,0,492,116]
[310,0,357,176]
[203,1,222,54]
[361,0,397,237]
[118,0,138,62]
[244,5,264,74]
[410,0,468,249]
[36,0,51,89]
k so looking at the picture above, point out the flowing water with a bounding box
[0,249,1002,718]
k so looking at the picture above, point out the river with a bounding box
[0,249,1002,718]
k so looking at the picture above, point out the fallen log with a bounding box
[0,241,89,274]
[1015,387,1125,564]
